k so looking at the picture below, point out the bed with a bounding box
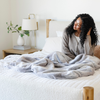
[0,19,100,100]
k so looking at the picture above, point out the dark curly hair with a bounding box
[65,13,98,47]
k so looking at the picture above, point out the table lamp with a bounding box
[22,14,37,47]
[22,14,37,30]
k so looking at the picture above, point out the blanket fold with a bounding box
[3,51,100,79]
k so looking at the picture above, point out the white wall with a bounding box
[10,0,100,49]
[0,0,12,59]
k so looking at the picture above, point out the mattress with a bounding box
[0,51,100,100]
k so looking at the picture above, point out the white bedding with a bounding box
[0,51,100,100]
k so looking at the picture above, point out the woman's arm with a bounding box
[84,35,95,56]
[84,28,95,56]
[62,32,75,59]
[87,28,92,35]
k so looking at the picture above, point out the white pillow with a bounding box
[56,31,63,37]
[42,37,62,53]
[97,32,100,35]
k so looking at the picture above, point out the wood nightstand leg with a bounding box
[2,51,6,59]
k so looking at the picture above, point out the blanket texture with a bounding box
[3,51,100,79]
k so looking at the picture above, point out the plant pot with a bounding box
[17,35,24,45]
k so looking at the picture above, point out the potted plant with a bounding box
[6,21,29,45]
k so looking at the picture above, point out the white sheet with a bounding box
[0,51,100,100]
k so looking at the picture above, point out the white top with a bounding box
[75,35,80,43]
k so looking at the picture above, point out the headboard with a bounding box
[46,19,100,38]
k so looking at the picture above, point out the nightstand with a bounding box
[3,48,39,59]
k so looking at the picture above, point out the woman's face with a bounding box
[73,17,82,31]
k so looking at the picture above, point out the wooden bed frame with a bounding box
[46,19,94,100]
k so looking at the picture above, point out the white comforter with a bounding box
[0,51,100,100]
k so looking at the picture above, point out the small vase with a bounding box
[17,35,24,46]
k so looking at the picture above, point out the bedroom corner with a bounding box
[0,0,12,59]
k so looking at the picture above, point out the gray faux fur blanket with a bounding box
[3,51,100,79]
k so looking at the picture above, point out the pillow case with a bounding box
[42,37,62,53]
[56,31,63,37]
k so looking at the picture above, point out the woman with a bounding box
[62,13,98,59]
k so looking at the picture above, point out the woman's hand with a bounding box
[87,28,92,35]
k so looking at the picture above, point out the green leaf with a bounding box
[14,25,18,28]
[10,28,12,30]
[8,31,9,33]
[18,26,22,31]
[7,26,9,30]
[10,21,12,26]
[17,30,19,33]
[21,34,24,37]
[12,31,17,33]
[24,30,29,36]
[6,22,8,25]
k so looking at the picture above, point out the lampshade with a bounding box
[22,18,37,30]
